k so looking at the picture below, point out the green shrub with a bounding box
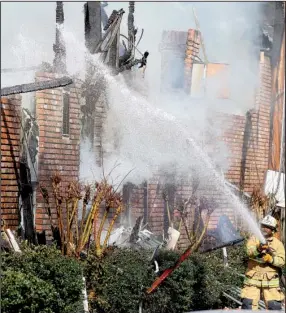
[85,248,154,313]
[1,244,84,313]
[190,246,245,310]
[84,245,245,313]
[1,270,58,313]
[143,249,197,313]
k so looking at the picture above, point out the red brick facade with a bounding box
[223,52,272,193]
[34,72,81,233]
[1,95,22,229]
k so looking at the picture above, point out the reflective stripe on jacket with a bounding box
[244,236,285,288]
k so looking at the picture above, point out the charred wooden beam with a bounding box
[19,160,37,244]
[53,2,67,73]
[128,2,135,51]
[84,2,102,54]
[1,77,73,96]
[104,9,118,31]
[94,9,124,54]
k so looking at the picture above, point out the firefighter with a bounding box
[241,215,285,310]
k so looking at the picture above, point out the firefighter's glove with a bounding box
[262,253,273,264]
[257,243,269,253]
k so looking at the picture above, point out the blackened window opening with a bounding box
[62,92,70,135]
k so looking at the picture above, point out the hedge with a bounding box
[1,242,246,313]
[84,244,246,313]
[1,244,84,313]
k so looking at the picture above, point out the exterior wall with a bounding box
[185,42,272,195]
[235,52,271,193]
[126,32,273,248]
[1,95,21,229]
[159,30,188,92]
[147,178,165,237]
[206,63,230,99]
[34,72,81,234]
[269,30,285,171]
[190,63,230,99]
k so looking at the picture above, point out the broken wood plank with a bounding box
[1,76,73,96]
[5,229,21,252]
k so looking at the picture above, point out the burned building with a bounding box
[1,2,284,246]
[1,1,149,241]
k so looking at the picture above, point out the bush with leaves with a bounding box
[1,244,84,313]
[85,247,197,313]
[84,244,246,313]
[190,245,246,310]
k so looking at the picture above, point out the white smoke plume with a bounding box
[1,2,264,185]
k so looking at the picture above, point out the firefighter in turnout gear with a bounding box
[241,215,285,310]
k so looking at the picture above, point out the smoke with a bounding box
[1,2,264,186]
[105,2,262,112]
[98,1,263,184]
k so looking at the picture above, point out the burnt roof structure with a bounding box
[84,2,102,55]
[53,1,67,74]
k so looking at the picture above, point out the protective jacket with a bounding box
[244,236,285,288]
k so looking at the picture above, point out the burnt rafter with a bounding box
[1,77,73,96]
[81,1,149,157]
[19,160,37,244]
[118,2,136,68]
[127,1,136,51]
[104,9,120,31]
[118,2,149,74]
[94,9,125,54]
[53,1,67,73]
[85,1,149,74]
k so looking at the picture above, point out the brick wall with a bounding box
[147,178,165,236]
[34,72,81,234]
[125,36,273,248]
[224,52,272,193]
[1,95,21,229]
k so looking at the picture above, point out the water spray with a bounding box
[87,59,265,242]
[58,28,266,243]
